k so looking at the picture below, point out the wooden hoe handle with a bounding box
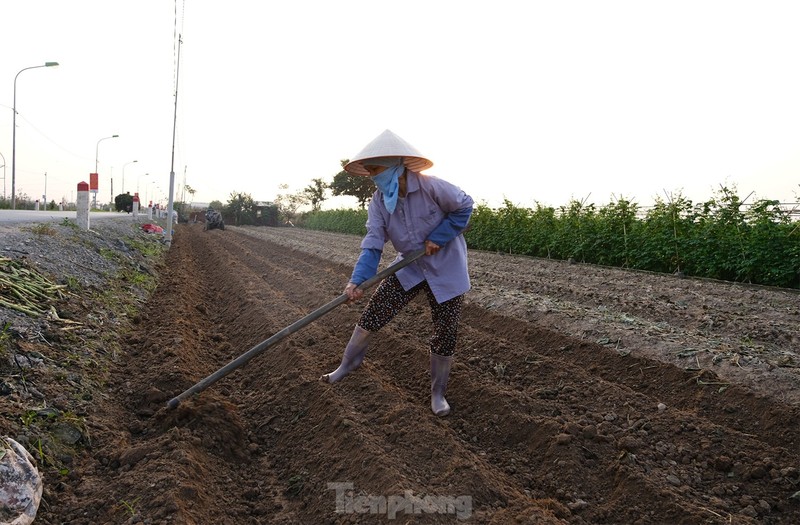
[166,249,425,409]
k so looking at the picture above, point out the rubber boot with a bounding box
[321,325,372,383]
[430,353,453,416]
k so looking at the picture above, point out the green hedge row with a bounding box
[297,188,799,289]
[299,208,369,235]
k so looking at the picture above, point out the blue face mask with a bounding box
[370,159,405,213]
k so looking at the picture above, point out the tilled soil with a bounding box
[33,224,800,523]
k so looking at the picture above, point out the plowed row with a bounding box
[41,224,800,524]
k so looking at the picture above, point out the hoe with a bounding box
[166,249,425,409]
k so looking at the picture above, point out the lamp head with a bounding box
[45,62,59,67]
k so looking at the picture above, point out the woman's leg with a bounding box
[425,289,464,416]
[321,276,420,383]
[357,275,422,332]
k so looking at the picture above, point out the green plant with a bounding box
[65,276,81,292]
[593,196,638,267]
[120,268,157,291]
[464,202,506,252]
[33,439,46,464]
[99,248,120,261]
[296,187,799,289]
[61,218,79,230]
[0,321,11,355]
[286,472,307,497]
[60,411,90,442]
[34,438,51,465]
[301,208,369,234]
[29,223,57,236]
[20,410,38,427]
[127,237,166,258]
[633,193,694,273]
[118,497,141,517]
[0,258,72,317]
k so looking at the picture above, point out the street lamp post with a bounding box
[137,172,150,202]
[146,180,156,207]
[11,61,59,209]
[0,150,6,200]
[95,134,118,208]
[122,160,137,194]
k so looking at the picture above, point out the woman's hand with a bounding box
[424,240,441,256]
[344,282,364,303]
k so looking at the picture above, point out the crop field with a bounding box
[5,222,799,524]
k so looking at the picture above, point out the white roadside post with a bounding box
[76,181,90,230]
[132,192,140,219]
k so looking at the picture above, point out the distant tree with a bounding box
[225,191,257,226]
[274,184,308,224]
[329,159,375,209]
[303,178,328,212]
[173,201,190,222]
[257,203,280,226]
[209,199,223,210]
[114,193,134,212]
[184,184,197,205]
[14,192,33,210]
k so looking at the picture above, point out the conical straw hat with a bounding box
[345,129,433,176]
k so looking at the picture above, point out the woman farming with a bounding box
[321,129,473,417]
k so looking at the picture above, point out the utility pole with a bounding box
[166,34,183,245]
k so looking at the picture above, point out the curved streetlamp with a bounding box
[0,150,6,200]
[121,160,137,194]
[95,134,118,207]
[137,172,150,197]
[11,61,59,209]
[147,180,157,207]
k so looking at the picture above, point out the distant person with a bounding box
[172,209,178,224]
[320,129,474,417]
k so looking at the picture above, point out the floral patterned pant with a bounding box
[357,275,464,357]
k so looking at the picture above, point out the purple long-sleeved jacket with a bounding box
[360,170,473,303]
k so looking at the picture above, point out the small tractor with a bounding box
[204,208,225,231]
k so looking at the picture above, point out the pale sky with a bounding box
[1,1,798,211]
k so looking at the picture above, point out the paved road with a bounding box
[0,209,139,225]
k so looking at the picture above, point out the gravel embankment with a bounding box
[0,217,168,503]
[1,218,165,335]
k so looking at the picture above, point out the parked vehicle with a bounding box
[204,207,225,231]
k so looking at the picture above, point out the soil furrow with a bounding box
[37,224,799,524]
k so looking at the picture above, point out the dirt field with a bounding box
[31,223,800,523]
